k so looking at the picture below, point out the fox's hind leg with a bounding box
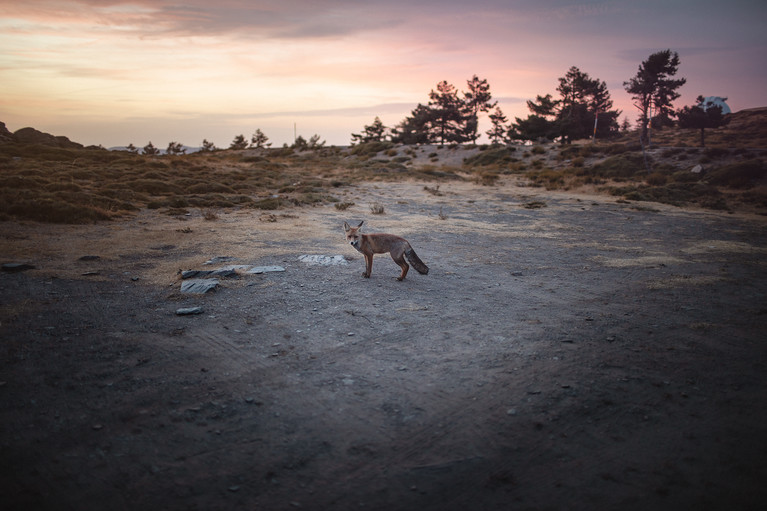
[391,253,409,281]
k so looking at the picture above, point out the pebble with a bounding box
[176,307,204,316]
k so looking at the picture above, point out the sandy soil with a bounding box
[2,180,766,510]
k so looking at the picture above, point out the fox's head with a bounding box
[343,221,364,250]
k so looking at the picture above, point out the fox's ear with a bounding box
[343,222,351,232]
[357,220,364,229]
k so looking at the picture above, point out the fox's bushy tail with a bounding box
[404,248,429,275]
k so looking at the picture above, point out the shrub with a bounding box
[369,202,385,214]
[463,147,515,167]
[646,172,668,186]
[351,141,394,156]
[592,154,648,179]
[706,160,767,189]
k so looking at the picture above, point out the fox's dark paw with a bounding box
[362,273,370,278]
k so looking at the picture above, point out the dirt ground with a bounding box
[1,180,766,510]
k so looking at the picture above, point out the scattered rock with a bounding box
[247,265,286,274]
[181,279,219,294]
[2,263,35,272]
[298,255,349,266]
[691,164,703,174]
[78,255,101,261]
[176,307,204,316]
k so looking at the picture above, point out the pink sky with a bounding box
[1,0,765,148]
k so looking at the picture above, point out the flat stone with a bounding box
[247,265,286,274]
[298,255,349,266]
[181,278,219,294]
[181,270,213,279]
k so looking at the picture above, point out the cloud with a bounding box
[0,1,407,39]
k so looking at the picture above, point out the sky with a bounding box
[1,0,765,149]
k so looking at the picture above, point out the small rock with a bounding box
[228,485,240,492]
[78,255,100,261]
[690,164,703,174]
[204,256,237,265]
[2,263,35,272]
[176,307,204,316]
[92,424,103,431]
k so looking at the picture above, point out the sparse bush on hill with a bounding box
[705,160,766,189]
[592,153,648,179]
[462,147,516,167]
[351,141,394,157]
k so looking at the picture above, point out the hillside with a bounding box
[1,108,766,223]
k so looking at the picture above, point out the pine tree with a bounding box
[143,142,159,155]
[463,75,497,143]
[428,80,471,144]
[391,104,434,144]
[229,134,248,150]
[251,129,271,148]
[166,141,185,155]
[624,49,686,145]
[486,107,509,145]
[200,139,217,152]
[351,117,388,144]
[677,96,727,147]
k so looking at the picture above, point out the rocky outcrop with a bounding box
[0,121,14,143]
[12,127,84,148]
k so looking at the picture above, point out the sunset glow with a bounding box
[1,0,765,148]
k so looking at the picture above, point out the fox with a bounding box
[343,221,429,281]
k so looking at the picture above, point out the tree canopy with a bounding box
[387,76,497,145]
[512,66,620,143]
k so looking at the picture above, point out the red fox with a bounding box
[343,221,429,281]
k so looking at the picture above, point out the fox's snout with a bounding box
[349,239,360,249]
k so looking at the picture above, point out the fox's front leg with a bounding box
[363,253,373,278]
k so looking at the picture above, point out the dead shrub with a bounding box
[646,172,668,186]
